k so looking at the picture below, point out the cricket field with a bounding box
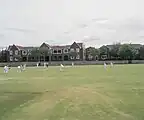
[0,64,144,120]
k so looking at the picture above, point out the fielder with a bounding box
[36,62,39,67]
[60,64,64,71]
[17,65,22,72]
[104,62,107,70]
[4,65,8,73]
[72,62,74,67]
[23,64,26,70]
[110,62,114,68]
[44,63,46,68]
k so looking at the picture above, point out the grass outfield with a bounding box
[0,64,144,120]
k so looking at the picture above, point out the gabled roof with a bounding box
[70,42,81,48]
[8,44,36,51]
[40,42,50,48]
[51,45,71,49]
[16,45,24,50]
[8,45,12,50]
[23,47,34,50]
[106,45,114,50]
[77,43,83,48]
[45,43,50,47]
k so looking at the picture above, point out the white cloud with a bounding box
[0,0,143,47]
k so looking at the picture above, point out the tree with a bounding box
[99,45,109,60]
[109,43,121,60]
[118,44,136,60]
[139,46,144,59]
[86,47,99,60]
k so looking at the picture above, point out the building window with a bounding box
[101,55,107,60]
[15,50,18,55]
[64,49,68,53]
[76,48,80,52]
[53,50,57,54]
[76,55,80,59]
[88,55,93,60]
[58,50,62,54]
[15,58,18,61]
[10,50,13,55]
[70,48,74,52]
[70,56,75,59]
[28,50,31,55]
[22,50,27,55]
[10,56,13,61]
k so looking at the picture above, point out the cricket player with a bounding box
[104,62,107,70]
[17,65,22,72]
[46,63,49,68]
[72,62,74,67]
[23,64,26,70]
[36,62,39,67]
[60,64,64,71]
[110,62,113,68]
[44,63,46,68]
[4,65,8,73]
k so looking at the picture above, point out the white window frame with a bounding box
[101,55,107,60]
[15,50,18,55]
[76,48,80,52]
[53,49,57,54]
[28,50,31,55]
[57,49,62,54]
[70,56,75,60]
[10,50,13,55]
[76,55,80,59]
[70,48,74,52]
[15,58,18,61]
[22,50,27,55]
[64,49,68,53]
[10,56,13,61]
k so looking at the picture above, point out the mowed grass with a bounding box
[0,64,144,120]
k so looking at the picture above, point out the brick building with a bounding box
[7,42,85,62]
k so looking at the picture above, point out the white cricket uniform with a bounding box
[37,63,39,67]
[44,63,46,68]
[23,64,26,70]
[110,62,113,67]
[104,63,107,69]
[60,64,64,71]
[4,66,8,73]
[17,66,21,72]
[72,62,74,67]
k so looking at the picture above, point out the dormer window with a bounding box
[64,49,68,53]
[53,50,57,54]
[58,50,62,54]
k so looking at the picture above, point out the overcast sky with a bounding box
[0,0,144,47]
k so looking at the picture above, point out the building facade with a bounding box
[7,42,85,62]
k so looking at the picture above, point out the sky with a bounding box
[0,0,144,48]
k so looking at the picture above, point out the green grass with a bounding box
[0,64,144,120]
